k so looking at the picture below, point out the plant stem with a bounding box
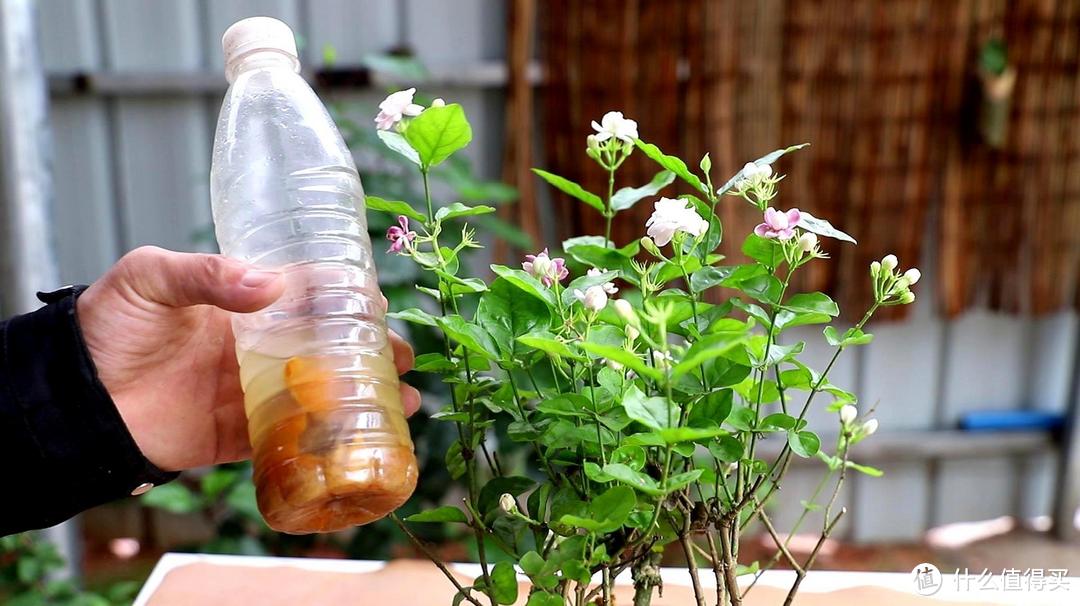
[390,514,484,606]
[780,509,846,606]
[706,531,727,606]
[679,517,707,606]
[604,167,615,247]
[717,520,742,606]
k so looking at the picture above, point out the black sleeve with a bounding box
[0,286,178,536]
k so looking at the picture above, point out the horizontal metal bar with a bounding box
[756,429,1056,465]
[46,61,541,97]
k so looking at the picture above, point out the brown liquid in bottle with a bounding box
[240,347,418,534]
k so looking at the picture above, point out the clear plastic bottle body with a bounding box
[210,52,417,534]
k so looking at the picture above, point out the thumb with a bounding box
[117,246,284,313]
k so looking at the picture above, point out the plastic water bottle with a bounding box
[211,17,417,534]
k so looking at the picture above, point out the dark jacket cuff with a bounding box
[0,285,178,535]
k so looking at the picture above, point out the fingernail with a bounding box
[240,270,280,288]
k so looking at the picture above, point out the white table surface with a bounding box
[134,552,1080,606]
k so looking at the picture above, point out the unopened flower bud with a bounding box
[862,419,879,436]
[614,298,635,321]
[652,350,673,370]
[575,285,609,312]
[870,261,881,277]
[904,268,922,285]
[431,98,446,108]
[894,277,910,291]
[625,325,640,341]
[881,254,898,272]
[606,359,624,371]
[899,291,915,304]
[798,232,818,253]
[840,404,858,425]
[640,236,661,257]
[499,493,517,514]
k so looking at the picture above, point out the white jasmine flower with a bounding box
[862,419,879,436]
[840,404,858,425]
[740,161,773,185]
[625,325,640,341]
[499,493,516,514]
[591,111,639,143]
[606,359,624,371]
[899,291,915,304]
[431,98,445,108]
[574,285,609,312]
[374,88,424,131]
[904,268,922,284]
[645,197,709,246]
[881,254,898,272]
[587,267,619,295]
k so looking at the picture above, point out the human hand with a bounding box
[76,246,420,471]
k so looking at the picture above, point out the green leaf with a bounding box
[477,278,552,360]
[672,324,749,378]
[634,139,707,194]
[562,237,641,280]
[446,440,467,479]
[611,444,647,470]
[715,143,809,195]
[824,326,874,347]
[516,331,583,360]
[414,353,457,372]
[601,463,664,496]
[707,436,744,463]
[519,551,547,577]
[760,413,799,431]
[742,234,783,267]
[527,593,565,606]
[490,561,519,605]
[435,202,496,222]
[622,385,676,429]
[740,274,784,305]
[140,482,202,514]
[656,426,730,443]
[404,103,473,169]
[797,210,857,244]
[406,506,469,523]
[387,307,439,327]
[725,405,757,432]
[436,315,498,360]
[559,485,636,533]
[376,130,421,166]
[532,168,605,213]
[537,394,592,417]
[783,292,840,317]
[610,170,676,211]
[490,264,557,308]
[788,430,821,458]
[689,266,736,293]
[664,469,704,492]
[688,389,733,427]
[578,342,662,381]
[200,468,239,500]
[365,195,426,222]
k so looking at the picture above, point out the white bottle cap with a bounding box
[222,16,300,82]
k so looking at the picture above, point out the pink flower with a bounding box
[374,88,424,131]
[754,208,801,241]
[386,215,416,253]
[523,248,569,287]
[645,197,709,246]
